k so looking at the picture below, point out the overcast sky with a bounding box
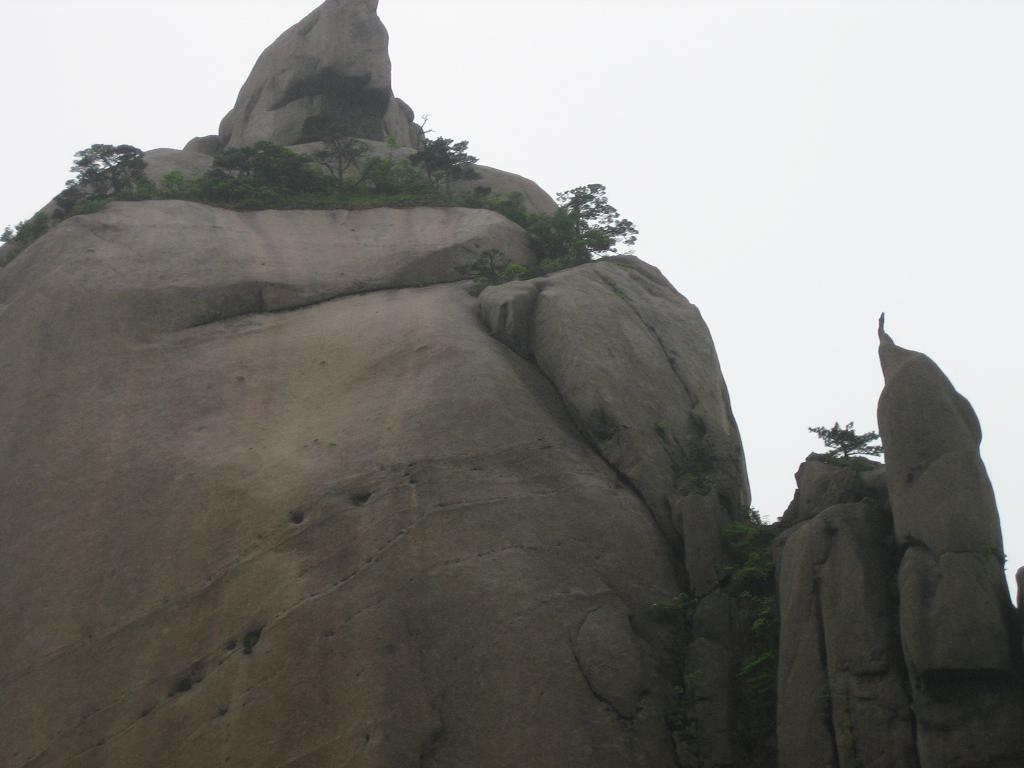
[1,0,1022,589]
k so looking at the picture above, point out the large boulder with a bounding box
[182,134,222,157]
[219,0,420,150]
[780,454,885,527]
[481,257,750,531]
[0,200,534,334]
[1018,567,1024,655]
[775,502,916,768]
[0,202,713,767]
[143,148,215,186]
[480,258,750,764]
[452,164,558,216]
[876,320,1024,765]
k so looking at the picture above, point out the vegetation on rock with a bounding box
[410,135,480,192]
[723,510,780,766]
[531,184,638,271]
[55,144,148,219]
[1,212,49,266]
[2,136,638,279]
[456,249,529,288]
[651,505,780,766]
[809,421,883,466]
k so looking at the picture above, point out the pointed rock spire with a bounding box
[219,0,420,149]
[876,321,1024,765]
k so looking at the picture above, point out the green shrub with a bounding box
[723,515,779,764]
[3,135,639,282]
[456,249,530,288]
[0,212,51,266]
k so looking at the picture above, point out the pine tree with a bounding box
[808,422,883,462]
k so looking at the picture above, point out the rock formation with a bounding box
[0,201,750,766]
[775,458,917,768]
[774,322,1024,768]
[217,0,421,150]
[0,2,752,766]
[481,258,751,766]
[877,320,1024,766]
[3,1,1023,766]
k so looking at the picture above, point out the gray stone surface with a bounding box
[571,602,648,719]
[0,200,534,334]
[452,164,559,216]
[143,148,215,186]
[219,0,420,149]
[478,281,539,358]
[480,257,749,764]
[775,519,838,768]
[877,325,1024,765]
[0,201,697,767]
[877,331,1014,672]
[898,548,1013,671]
[776,503,916,768]
[1018,567,1024,655]
[482,257,749,527]
[781,454,873,526]
[183,134,222,157]
[683,638,735,767]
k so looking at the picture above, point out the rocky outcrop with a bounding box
[142,148,215,185]
[453,164,558,216]
[876,321,1024,766]
[1018,567,1024,655]
[0,201,730,767]
[481,258,751,765]
[182,135,222,157]
[775,321,1024,768]
[219,0,420,150]
[780,454,885,527]
[12,0,1023,762]
[775,463,917,768]
[480,258,749,526]
[0,200,535,334]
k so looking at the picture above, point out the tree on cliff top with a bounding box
[529,183,638,268]
[54,144,148,219]
[809,421,883,462]
[70,144,146,196]
[410,136,479,192]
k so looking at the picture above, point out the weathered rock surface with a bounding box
[780,454,882,526]
[0,199,739,767]
[0,200,534,335]
[481,258,749,532]
[877,323,1024,766]
[775,500,916,768]
[1018,567,1024,655]
[481,258,751,765]
[143,148,214,186]
[454,164,559,216]
[182,134,222,157]
[219,0,420,149]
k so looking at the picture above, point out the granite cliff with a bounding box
[1,2,1021,766]
[774,319,1024,767]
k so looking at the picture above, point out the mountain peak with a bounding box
[218,0,420,149]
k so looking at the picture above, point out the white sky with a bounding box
[1,0,1022,589]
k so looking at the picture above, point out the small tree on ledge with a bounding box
[410,136,479,193]
[809,421,883,464]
